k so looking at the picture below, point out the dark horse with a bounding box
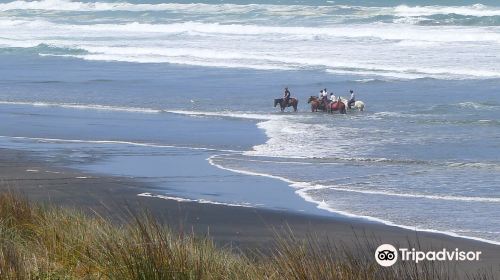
[274,98,298,112]
[308,96,346,114]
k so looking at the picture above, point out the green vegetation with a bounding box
[0,193,494,279]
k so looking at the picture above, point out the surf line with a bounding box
[206,154,500,246]
[0,135,242,154]
[0,100,162,114]
[138,192,254,208]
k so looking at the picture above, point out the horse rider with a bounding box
[283,87,291,106]
[321,88,329,107]
[329,92,336,103]
[348,90,355,109]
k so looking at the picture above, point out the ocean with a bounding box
[0,0,499,244]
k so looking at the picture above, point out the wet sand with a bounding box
[0,148,498,277]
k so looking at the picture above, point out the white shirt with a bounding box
[330,95,336,101]
[350,93,355,100]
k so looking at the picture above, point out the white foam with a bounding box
[0,0,334,14]
[446,161,500,171]
[17,20,495,44]
[0,100,161,113]
[243,117,366,159]
[1,1,499,18]
[456,102,499,110]
[166,110,284,121]
[326,69,426,80]
[0,135,240,153]
[0,100,286,122]
[211,155,500,203]
[318,185,500,203]
[297,188,500,246]
[394,4,500,17]
[1,17,500,79]
[138,192,254,208]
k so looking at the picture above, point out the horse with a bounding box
[307,96,324,112]
[338,97,365,111]
[352,101,365,111]
[309,96,346,114]
[274,97,298,112]
[328,100,346,114]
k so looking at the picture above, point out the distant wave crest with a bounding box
[1,0,500,19]
[1,1,500,80]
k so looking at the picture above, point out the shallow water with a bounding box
[0,0,499,244]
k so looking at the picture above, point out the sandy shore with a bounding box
[0,148,498,277]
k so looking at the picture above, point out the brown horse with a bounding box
[307,96,323,112]
[274,98,298,112]
[328,100,346,114]
[308,96,346,114]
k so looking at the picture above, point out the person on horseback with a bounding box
[348,90,355,109]
[283,87,292,106]
[276,88,298,112]
[283,87,291,106]
[321,89,328,107]
[329,92,336,102]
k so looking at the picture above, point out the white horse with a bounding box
[339,97,365,111]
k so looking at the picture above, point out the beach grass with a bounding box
[0,192,495,280]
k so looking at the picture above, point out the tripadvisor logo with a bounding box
[375,244,482,267]
[375,244,398,267]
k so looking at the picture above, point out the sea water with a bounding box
[0,0,499,244]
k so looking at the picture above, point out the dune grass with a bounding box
[0,192,495,280]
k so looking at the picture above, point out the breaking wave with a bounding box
[1,0,499,20]
[1,16,500,79]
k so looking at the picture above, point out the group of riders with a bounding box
[313,88,356,109]
[278,87,360,113]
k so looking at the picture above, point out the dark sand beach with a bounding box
[1,148,498,277]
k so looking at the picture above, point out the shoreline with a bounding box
[208,151,500,247]
[0,100,499,246]
[0,147,499,276]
